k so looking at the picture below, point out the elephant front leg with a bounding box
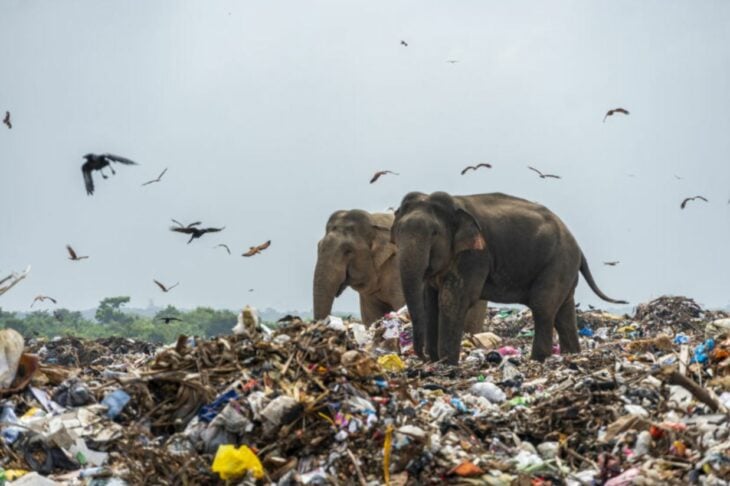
[360,296,386,326]
[424,285,439,361]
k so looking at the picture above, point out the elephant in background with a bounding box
[391,191,627,364]
[313,209,487,328]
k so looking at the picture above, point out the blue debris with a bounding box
[198,389,239,423]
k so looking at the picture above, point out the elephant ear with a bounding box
[453,208,486,253]
[371,225,398,268]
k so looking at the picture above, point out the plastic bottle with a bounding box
[0,403,22,444]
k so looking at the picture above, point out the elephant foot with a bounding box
[530,349,550,362]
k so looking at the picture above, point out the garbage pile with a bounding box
[1,295,730,485]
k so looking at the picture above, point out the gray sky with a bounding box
[1,1,729,315]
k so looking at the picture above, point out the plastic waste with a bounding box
[0,328,24,388]
[691,338,715,364]
[634,430,652,456]
[199,389,239,423]
[350,323,370,347]
[472,332,502,349]
[498,346,521,357]
[0,403,22,444]
[470,382,506,403]
[673,334,690,345]
[211,444,264,480]
[260,395,300,428]
[605,467,640,486]
[537,441,559,459]
[579,327,594,337]
[428,401,455,423]
[377,353,405,372]
[323,315,345,331]
[101,390,131,419]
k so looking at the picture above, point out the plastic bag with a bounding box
[211,444,264,480]
[377,354,405,372]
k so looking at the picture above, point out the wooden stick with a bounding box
[658,367,720,412]
[346,448,368,486]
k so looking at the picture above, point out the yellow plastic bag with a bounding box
[377,354,405,372]
[211,444,264,480]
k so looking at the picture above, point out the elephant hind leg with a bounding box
[555,294,580,354]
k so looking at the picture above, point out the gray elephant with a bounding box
[313,209,487,328]
[391,191,627,363]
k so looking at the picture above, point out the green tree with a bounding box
[95,296,133,325]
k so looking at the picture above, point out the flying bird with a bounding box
[170,219,224,243]
[460,163,492,175]
[81,153,138,195]
[214,244,231,255]
[680,195,708,209]
[674,174,683,180]
[3,111,11,129]
[66,245,89,261]
[153,279,179,293]
[400,40,408,47]
[157,316,183,324]
[603,108,630,123]
[603,261,620,266]
[242,240,271,257]
[446,60,459,64]
[142,168,168,186]
[528,166,561,179]
[31,295,57,307]
[370,170,399,184]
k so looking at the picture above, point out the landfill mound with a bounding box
[1,296,730,485]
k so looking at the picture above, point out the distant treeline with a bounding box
[0,296,239,343]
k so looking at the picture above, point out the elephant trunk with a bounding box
[398,240,431,360]
[313,255,345,321]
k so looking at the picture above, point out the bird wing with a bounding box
[697,196,709,202]
[242,248,256,257]
[153,279,167,291]
[616,108,629,115]
[258,240,271,251]
[49,297,57,304]
[66,245,78,259]
[171,219,184,227]
[370,172,382,184]
[187,221,203,228]
[476,163,492,169]
[544,174,561,179]
[81,163,95,195]
[103,153,137,165]
[527,166,542,176]
[460,166,473,175]
[217,244,231,254]
[171,226,194,234]
[680,198,689,209]
[167,282,179,291]
[202,227,224,234]
[157,168,168,180]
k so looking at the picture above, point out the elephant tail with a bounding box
[579,252,628,304]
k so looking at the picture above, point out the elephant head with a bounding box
[313,210,398,320]
[391,192,485,358]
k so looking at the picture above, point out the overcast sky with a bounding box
[1,1,729,315]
